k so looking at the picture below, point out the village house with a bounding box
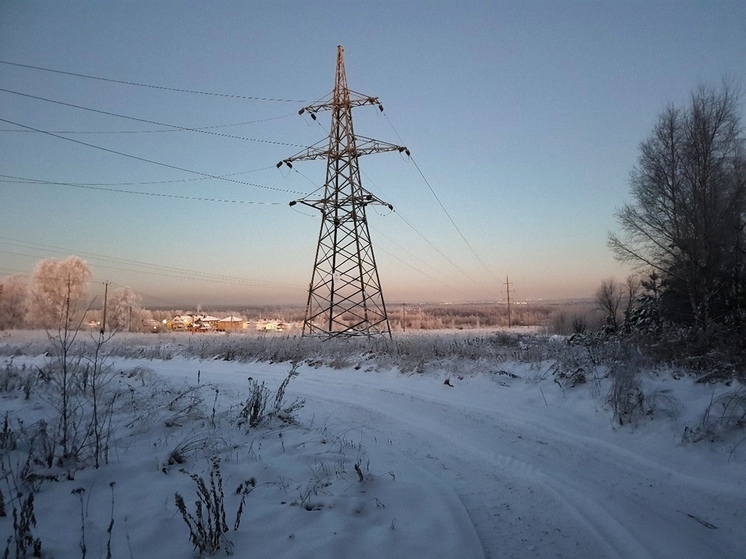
[216,315,246,332]
[166,313,246,332]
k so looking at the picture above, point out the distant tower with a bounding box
[279,45,408,339]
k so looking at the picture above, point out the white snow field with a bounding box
[0,330,744,558]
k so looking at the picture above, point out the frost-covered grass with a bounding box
[1,329,745,558]
[0,328,633,376]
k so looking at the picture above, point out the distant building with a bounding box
[166,315,192,330]
[165,313,276,333]
[217,315,245,332]
[254,320,294,332]
[189,315,221,332]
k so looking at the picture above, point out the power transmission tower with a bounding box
[279,45,409,339]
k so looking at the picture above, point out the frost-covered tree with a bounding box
[609,83,745,331]
[107,286,142,332]
[0,274,29,329]
[30,256,92,329]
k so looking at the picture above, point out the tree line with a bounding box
[0,256,142,331]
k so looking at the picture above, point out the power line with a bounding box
[0,59,306,103]
[371,225,467,289]
[383,111,499,285]
[0,239,302,291]
[87,260,299,290]
[392,209,482,286]
[0,113,295,135]
[359,171,481,291]
[0,266,29,275]
[107,280,190,309]
[0,87,306,147]
[411,153,500,286]
[279,127,480,291]
[1,176,285,206]
[0,117,304,195]
[289,163,473,293]
[0,239,273,286]
[373,242,469,292]
[0,166,274,188]
[331,110,495,290]
[0,269,278,309]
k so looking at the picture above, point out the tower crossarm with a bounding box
[291,189,392,212]
[277,136,408,167]
[355,136,410,158]
[298,89,386,118]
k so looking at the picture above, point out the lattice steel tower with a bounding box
[278,45,408,339]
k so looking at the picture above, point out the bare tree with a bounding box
[107,286,142,332]
[622,275,641,327]
[0,274,29,329]
[30,256,92,329]
[596,278,624,332]
[609,82,745,331]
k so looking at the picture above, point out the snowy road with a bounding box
[196,360,746,559]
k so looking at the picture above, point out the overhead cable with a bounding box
[0,238,300,290]
[0,167,273,188]
[383,111,500,285]
[371,225,464,287]
[0,117,304,195]
[0,113,294,135]
[0,174,284,205]
[392,210,482,286]
[0,59,306,103]
[373,243,468,292]
[0,87,305,147]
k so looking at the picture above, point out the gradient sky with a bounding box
[1,1,744,308]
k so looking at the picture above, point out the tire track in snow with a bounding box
[286,368,746,559]
[293,381,644,558]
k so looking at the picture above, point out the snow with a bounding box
[1,331,745,558]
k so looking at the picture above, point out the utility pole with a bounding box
[280,45,409,339]
[101,281,109,334]
[402,303,406,333]
[505,275,512,328]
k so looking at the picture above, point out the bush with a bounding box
[174,458,255,556]
[686,386,746,442]
[607,363,646,426]
[237,364,304,429]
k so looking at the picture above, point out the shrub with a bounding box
[4,490,43,558]
[174,458,255,556]
[237,365,304,429]
[686,386,746,442]
[607,363,646,426]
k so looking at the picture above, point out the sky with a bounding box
[1,1,744,308]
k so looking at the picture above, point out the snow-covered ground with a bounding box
[0,330,744,558]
